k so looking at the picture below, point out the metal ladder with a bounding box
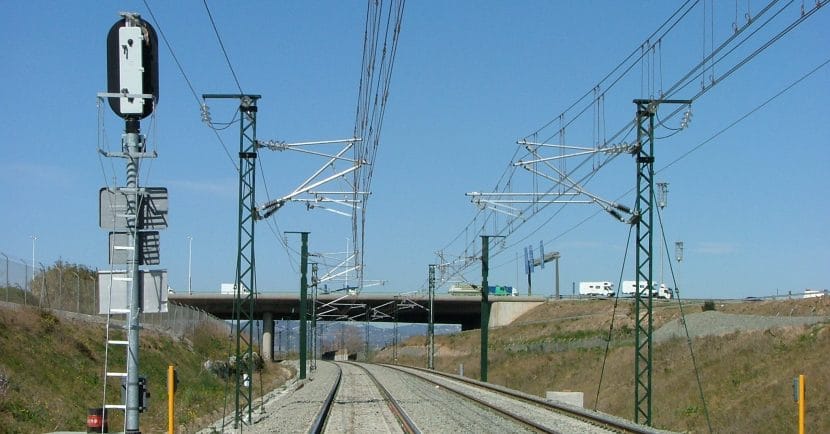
[100,273,133,426]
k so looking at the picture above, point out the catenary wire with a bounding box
[141,0,239,171]
[594,223,633,411]
[202,0,244,94]
[444,0,826,280]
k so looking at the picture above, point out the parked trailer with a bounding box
[621,281,673,299]
[578,281,615,298]
[489,285,517,296]
[448,283,479,296]
[448,283,517,296]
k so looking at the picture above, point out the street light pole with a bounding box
[2,253,9,302]
[30,235,37,293]
[58,260,64,310]
[187,235,193,295]
[675,241,684,297]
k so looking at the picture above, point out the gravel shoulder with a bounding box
[654,310,829,344]
[197,360,336,434]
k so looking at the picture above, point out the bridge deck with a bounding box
[169,293,547,330]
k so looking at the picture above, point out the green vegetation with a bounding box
[377,297,830,433]
[0,303,289,433]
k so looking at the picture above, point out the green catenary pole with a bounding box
[479,235,502,382]
[203,93,260,427]
[287,232,310,379]
[632,98,690,426]
[428,264,436,370]
[299,232,309,379]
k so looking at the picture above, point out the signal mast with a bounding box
[99,12,159,434]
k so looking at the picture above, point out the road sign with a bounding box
[99,187,168,230]
[98,269,168,313]
[109,231,160,265]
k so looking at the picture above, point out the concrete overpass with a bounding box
[169,292,546,331]
[170,292,546,361]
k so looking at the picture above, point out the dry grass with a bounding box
[377,298,830,433]
[0,304,290,433]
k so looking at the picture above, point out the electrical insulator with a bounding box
[680,108,693,129]
[200,103,212,124]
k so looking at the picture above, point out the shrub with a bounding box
[702,300,716,312]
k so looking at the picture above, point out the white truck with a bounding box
[579,281,615,298]
[622,281,673,299]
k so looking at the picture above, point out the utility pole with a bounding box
[554,253,561,299]
[72,271,80,312]
[30,235,36,293]
[203,92,260,427]
[2,253,8,302]
[525,245,533,296]
[428,264,436,370]
[675,241,684,298]
[311,262,318,370]
[480,235,503,382]
[365,303,370,361]
[286,232,310,380]
[186,235,192,295]
[393,296,399,364]
[632,99,690,426]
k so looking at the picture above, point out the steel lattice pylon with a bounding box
[633,99,655,426]
[204,93,260,427]
[632,98,690,426]
[235,95,258,427]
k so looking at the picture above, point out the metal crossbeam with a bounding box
[467,138,634,223]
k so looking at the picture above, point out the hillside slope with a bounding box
[0,303,290,433]
[376,297,830,433]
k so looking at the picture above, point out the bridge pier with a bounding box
[263,312,274,362]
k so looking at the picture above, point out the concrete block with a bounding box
[546,391,584,408]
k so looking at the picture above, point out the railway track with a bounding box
[197,360,668,433]
[381,363,666,434]
[312,362,420,434]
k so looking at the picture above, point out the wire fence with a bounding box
[0,251,228,337]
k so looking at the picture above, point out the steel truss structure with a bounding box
[203,93,260,427]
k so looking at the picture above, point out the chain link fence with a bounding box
[0,251,228,338]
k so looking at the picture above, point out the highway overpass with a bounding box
[169,292,546,331]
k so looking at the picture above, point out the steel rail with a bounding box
[307,363,343,434]
[383,364,563,434]
[343,362,421,434]
[385,364,658,434]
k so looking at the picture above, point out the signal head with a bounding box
[106,12,159,120]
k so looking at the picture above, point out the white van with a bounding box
[622,281,672,299]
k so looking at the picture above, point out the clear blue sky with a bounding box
[1,1,827,300]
